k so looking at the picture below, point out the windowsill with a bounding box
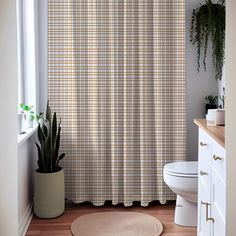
[18,126,37,146]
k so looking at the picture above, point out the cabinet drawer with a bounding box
[212,167,226,221]
[212,140,226,182]
[198,129,211,165]
[198,129,211,176]
[212,203,225,236]
[198,178,211,236]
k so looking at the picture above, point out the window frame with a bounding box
[17,0,37,112]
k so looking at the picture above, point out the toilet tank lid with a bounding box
[164,161,198,175]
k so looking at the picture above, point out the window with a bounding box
[17,0,37,110]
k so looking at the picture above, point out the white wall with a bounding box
[16,3,48,234]
[186,0,218,161]
[18,133,37,235]
[22,0,37,108]
[226,1,236,235]
[0,0,19,235]
[18,138,36,221]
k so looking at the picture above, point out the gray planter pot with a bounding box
[34,169,65,218]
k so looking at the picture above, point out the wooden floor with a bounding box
[26,201,197,236]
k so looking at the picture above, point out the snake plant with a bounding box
[35,103,65,173]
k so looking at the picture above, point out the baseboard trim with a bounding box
[18,201,33,236]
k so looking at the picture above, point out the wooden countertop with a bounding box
[194,119,225,148]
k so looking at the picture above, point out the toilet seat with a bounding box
[164,161,198,178]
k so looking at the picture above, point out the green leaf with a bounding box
[24,105,30,111]
[45,135,52,172]
[35,142,44,172]
[52,113,57,145]
[46,101,51,123]
[30,114,34,121]
[42,124,48,137]
[37,160,42,171]
[56,153,65,166]
[55,125,61,157]
[41,141,47,173]
[37,125,46,145]
[58,153,65,161]
[20,103,25,109]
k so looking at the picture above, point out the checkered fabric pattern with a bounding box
[48,0,186,206]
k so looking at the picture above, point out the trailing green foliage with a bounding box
[35,103,65,173]
[190,0,225,80]
[205,95,218,105]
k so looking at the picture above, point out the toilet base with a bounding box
[174,195,197,227]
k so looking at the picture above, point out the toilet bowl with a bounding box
[163,161,198,227]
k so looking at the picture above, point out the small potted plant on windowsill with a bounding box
[20,103,35,128]
[205,95,218,114]
[18,112,24,134]
[218,87,225,109]
[34,102,66,218]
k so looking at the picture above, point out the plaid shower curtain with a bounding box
[48,0,186,206]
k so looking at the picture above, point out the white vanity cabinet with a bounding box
[195,119,225,236]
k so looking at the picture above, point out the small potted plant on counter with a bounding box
[219,87,225,109]
[205,95,218,114]
[34,103,66,218]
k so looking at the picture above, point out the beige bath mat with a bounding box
[71,212,163,236]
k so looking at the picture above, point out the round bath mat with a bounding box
[71,212,163,236]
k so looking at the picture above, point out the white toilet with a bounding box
[163,161,198,227]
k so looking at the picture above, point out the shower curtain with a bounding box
[48,0,186,206]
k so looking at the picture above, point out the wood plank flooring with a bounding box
[26,201,197,236]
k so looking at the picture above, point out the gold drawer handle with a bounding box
[213,155,222,161]
[199,170,208,176]
[200,142,207,146]
[201,201,215,223]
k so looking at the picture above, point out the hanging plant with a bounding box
[190,0,225,80]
